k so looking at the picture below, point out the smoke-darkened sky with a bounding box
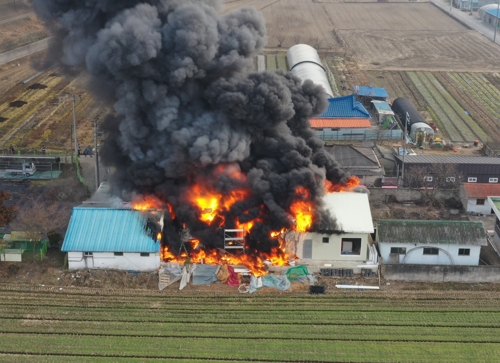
[32,0,349,253]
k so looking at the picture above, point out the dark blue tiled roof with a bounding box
[319,95,371,118]
[353,86,389,98]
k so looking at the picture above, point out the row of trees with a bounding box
[0,190,63,250]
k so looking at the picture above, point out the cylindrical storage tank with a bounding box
[287,44,334,97]
[391,97,427,131]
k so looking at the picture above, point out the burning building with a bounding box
[34,0,360,274]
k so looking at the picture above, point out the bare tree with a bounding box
[11,200,68,257]
[0,191,16,229]
[404,164,462,206]
[311,37,323,50]
[275,35,287,48]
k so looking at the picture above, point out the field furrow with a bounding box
[0,288,499,362]
[276,53,287,71]
[448,73,500,121]
[407,71,464,142]
[421,72,486,142]
[265,54,276,71]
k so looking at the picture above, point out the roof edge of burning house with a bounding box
[321,192,374,234]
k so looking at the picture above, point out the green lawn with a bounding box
[0,288,499,362]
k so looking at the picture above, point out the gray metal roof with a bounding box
[330,145,380,168]
[395,155,500,165]
[377,220,487,246]
[287,44,324,70]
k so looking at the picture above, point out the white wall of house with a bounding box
[379,243,481,266]
[464,198,493,215]
[67,251,161,271]
[297,232,369,264]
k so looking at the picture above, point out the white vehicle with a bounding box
[6,162,36,177]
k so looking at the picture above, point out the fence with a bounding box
[367,187,459,203]
[316,129,402,141]
[382,263,500,283]
[0,240,48,262]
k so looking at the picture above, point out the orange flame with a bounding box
[290,187,313,233]
[324,176,360,193]
[160,229,290,277]
[132,195,165,210]
[185,165,251,227]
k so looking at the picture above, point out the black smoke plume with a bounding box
[32,0,350,254]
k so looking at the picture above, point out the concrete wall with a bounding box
[68,251,160,271]
[367,187,458,204]
[378,243,481,266]
[382,264,500,283]
[297,232,369,263]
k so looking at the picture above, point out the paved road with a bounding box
[0,37,50,66]
[78,154,109,192]
[431,0,500,46]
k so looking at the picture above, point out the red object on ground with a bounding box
[227,266,240,286]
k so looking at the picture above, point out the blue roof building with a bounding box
[352,86,389,99]
[319,95,371,118]
[62,207,162,271]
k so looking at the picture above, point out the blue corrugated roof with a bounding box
[486,8,500,18]
[353,86,389,98]
[62,208,160,253]
[319,95,371,118]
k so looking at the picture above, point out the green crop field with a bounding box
[1,287,500,362]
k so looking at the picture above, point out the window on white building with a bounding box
[341,238,361,255]
[477,199,485,205]
[489,178,498,183]
[468,177,477,183]
[423,176,433,182]
[423,247,439,255]
[114,252,123,256]
[322,237,329,243]
[446,177,455,182]
[140,253,150,257]
[458,248,470,256]
[83,252,93,256]
[390,247,406,255]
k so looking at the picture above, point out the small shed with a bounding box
[371,100,395,125]
[296,192,377,272]
[353,86,389,102]
[0,231,47,262]
[377,220,487,266]
[460,183,500,214]
[62,207,162,271]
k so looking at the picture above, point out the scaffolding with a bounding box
[223,229,246,252]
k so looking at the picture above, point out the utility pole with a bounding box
[72,95,78,163]
[401,112,409,186]
[494,0,500,43]
[94,117,100,190]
